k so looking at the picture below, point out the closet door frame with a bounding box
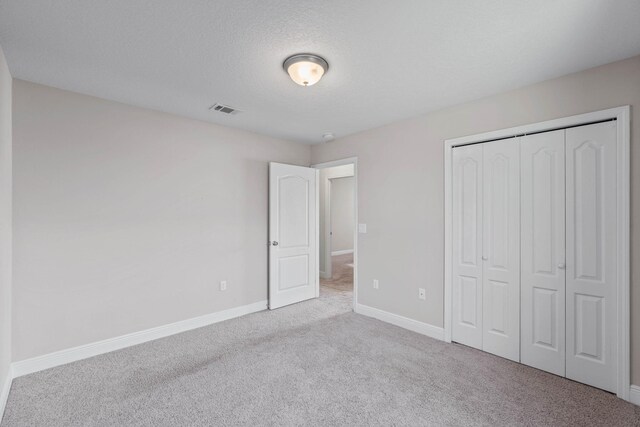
[443,106,630,401]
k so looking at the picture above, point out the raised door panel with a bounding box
[520,130,566,376]
[278,176,309,249]
[565,122,617,392]
[452,144,483,349]
[482,139,520,362]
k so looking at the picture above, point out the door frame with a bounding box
[325,178,333,279]
[311,157,359,311]
[443,106,630,400]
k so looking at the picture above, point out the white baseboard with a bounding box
[355,303,444,341]
[331,249,353,256]
[319,271,331,280]
[630,385,640,406]
[0,366,12,421]
[11,300,267,378]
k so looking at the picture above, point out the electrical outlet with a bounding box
[373,279,379,289]
[418,288,426,300]
[220,280,227,291]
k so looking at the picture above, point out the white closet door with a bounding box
[565,121,617,392]
[482,139,520,362]
[452,144,483,349]
[520,130,566,376]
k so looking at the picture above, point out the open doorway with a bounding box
[313,158,357,309]
[268,158,356,311]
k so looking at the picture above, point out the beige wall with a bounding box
[12,80,310,361]
[0,46,12,393]
[330,177,355,253]
[310,55,640,384]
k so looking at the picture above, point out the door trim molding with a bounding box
[629,385,640,406]
[0,367,12,421]
[443,106,631,401]
[311,157,359,311]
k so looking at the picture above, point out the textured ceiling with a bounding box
[1,1,640,144]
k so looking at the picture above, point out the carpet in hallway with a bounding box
[320,253,353,293]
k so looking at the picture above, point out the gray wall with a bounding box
[0,46,12,394]
[330,177,355,253]
[310,55,640,384]
[12,80,310,361]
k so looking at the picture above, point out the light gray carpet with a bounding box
[2,287,639,426]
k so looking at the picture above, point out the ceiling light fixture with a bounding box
[283,53,329,87]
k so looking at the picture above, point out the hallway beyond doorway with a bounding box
[320,253,353,295]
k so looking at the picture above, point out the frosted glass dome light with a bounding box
[283,54,329,87]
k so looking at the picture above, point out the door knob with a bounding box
[482,256,488,261]
[558,263,565,269]
[272,241,279,246]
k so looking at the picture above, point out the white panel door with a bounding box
[269,162,318,309]
[565,122,617,392]
[482,139,520,362]
[452,144,483,350]
[520,130,566,376]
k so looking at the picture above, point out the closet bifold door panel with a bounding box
[452,144,483,350]
[452,141,520,360]
[520,129,566,376]
[565,121,617,393]
[448,110,626,395]
[481,139,520,362]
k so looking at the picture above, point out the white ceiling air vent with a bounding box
[209,103,241,115]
